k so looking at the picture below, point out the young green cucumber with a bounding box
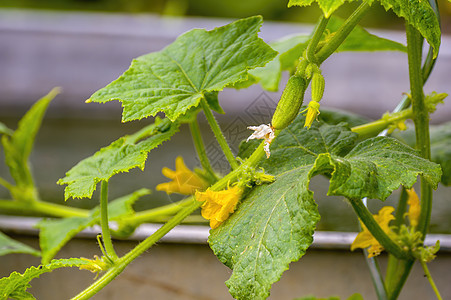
[311,72,325,103]
[272,75,306,130]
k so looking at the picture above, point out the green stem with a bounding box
[0,199,89,218]
[386,260,414,300]
[351,107,412,138]
[0,177,13,190]
[135,214,207,224]
[73,142,267,299]
[385,188,410,296]
[316,1,371,63]
[189,116,218,181]
[419,259,443,300]
[121,198,194,225]
[72,200,203,300]
[385,23,435,300]
[99,181,118,261]
[362,249,388,300]
[349,198,410,260]
[393,188,409,228]
[306,15,329,63]
[200,98,239,170]
[406,24,432,239]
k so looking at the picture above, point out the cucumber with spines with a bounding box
[271,75,306,130]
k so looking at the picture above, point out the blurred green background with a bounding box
[2,0,451,33]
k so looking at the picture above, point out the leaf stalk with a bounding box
[0,199,89,218]
[189,116,218,181]
[316,1,371,63]
[200,98,239,170]
[306,15,329,63]
[351,107,412,138]
[420,259,442,300]
[349,197,410,260]
[99,181,118,261]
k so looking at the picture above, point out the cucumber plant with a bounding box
[0,0,449,299]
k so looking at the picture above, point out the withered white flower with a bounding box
[246,124,275,158]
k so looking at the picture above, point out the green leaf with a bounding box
[320,136,441,200]
[0,258,89,300]
[347,294,364,300]
[88,16,277,122]
[288,0,357,18]
[243,16,406,92]
[248,34,309,91]
[105,188,150,219]
[37,189,149,263]
[210,169,320,300]
[37,217,91,265]
[0,122,13,136]
[58,118,178,200]
[288,0,440,57]
[318,107,370,127]
[329,17,406,52]
[211,115,441,299]
[376,0,440,58]
[204,91,224,114]
[430,122,451,186]
[210,120,355,299]
[396,121,451,186]
[1,88,59,187]
[0,232,40,257]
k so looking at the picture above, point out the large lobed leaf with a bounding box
[211,168,319,300]
[37,189,149,264]
[289,0,440,57]
[210,115,441,299]
[88,16,277,122]
[320,136,441,200]
[0,258,89,300]
[58,118,178,200]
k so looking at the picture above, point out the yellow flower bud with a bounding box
[302,101,321,129]
[406,188,420,228]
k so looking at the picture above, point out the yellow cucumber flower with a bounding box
[406,188,420,228]
[302,101,320,128]
[351,206,395,258]
[195,185,243,229]
[156,156,208,195]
